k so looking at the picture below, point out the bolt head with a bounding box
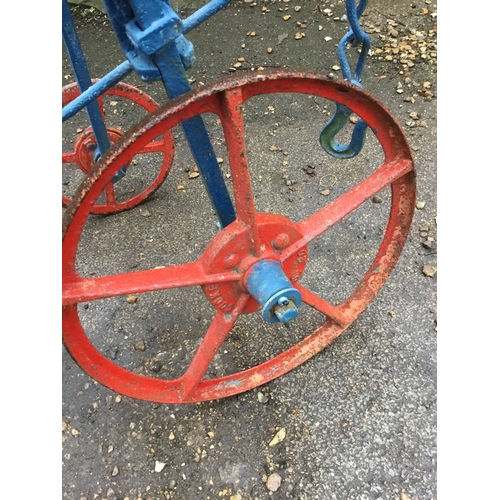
[272,233,291,250]
[223,253,240,269]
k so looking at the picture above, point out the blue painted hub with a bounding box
[246,260,302,325]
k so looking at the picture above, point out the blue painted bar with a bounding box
[62,61,133,121]
[182,0,232,33]
[150,40,236,227]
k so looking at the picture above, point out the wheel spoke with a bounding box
[218,87,261,256]
[104,182,116,205]
[179,293,250,401]
[280,157,413,261]
[62,152,77,163]
[294,283,351,328]
[62,261,241,305]
[137,139,167,154]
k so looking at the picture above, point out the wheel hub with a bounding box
[73,127,125,174]
[201,213,308,317]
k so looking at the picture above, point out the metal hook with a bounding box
[320,104,368,159]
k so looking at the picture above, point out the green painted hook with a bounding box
[319,103,368,159]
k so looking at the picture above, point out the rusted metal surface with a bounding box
[62,70,416,403]
[62,81,174,214]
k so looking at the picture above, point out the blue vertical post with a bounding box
[62,0,112,159]
[126,0,237,228]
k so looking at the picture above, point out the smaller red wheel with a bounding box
[62,81,174,214]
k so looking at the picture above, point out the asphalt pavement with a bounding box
[62,1,437,498]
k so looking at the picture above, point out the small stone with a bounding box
[258,392,269,403]
[115,395,122,403]
[294,5,301,11]
[62,422,68,432]
[150,360,162,373]
[188,172,200,179]
[396,89,404,94]
[216,157,224,163]
[331,65,340,71]
[400,493,411,500]
[422,240,434,250]
[168,479,176,490]
[126,295,138,304]
[71,428,80,436]
[177,185,184,190]
[134,340,146,351]
[419,224,430,232]
[422,264,437,277]
[269,428,286,447]
[106,488,117,500]
[266,472,283,492]
[283,15,291,20]
[169,432,175,440]
[233,62,242,68]
[388,310,396,318]
[230,494,242,500]
[111,466,119,477]
[238,57,245,62]
[324,36,332,41]
[267,47,273,53]
[372,195,383,204]
[207,431,215,438]
[320,190,330,195]
[295,32,304,39]
[108,445,114,453]
[416,201,426,210]
[141,210,151,217]
[155,460,166,472]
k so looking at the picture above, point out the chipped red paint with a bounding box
[62,81,175,214]
[62,71,415,403]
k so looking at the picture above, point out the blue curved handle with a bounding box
[319,104,368,159]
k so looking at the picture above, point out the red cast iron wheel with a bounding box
[62,70,416,403]
[62,81,174,214]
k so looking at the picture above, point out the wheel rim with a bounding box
[62,81,174,214]
[62,70,416,403]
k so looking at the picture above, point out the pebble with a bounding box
[134,340,146,351]
[269,428,286,447]
[416,201,426,209]
[266,472,283,492]
[111,466,119,476]
[168,479,176,490]
[230,494,242,500]
[126,295,138,304]
[258,392,269,403]
[155,460,166,472]
[422,264,437,277]
[372,195,383,203]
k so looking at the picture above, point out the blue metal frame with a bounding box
[63,0,236,225]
